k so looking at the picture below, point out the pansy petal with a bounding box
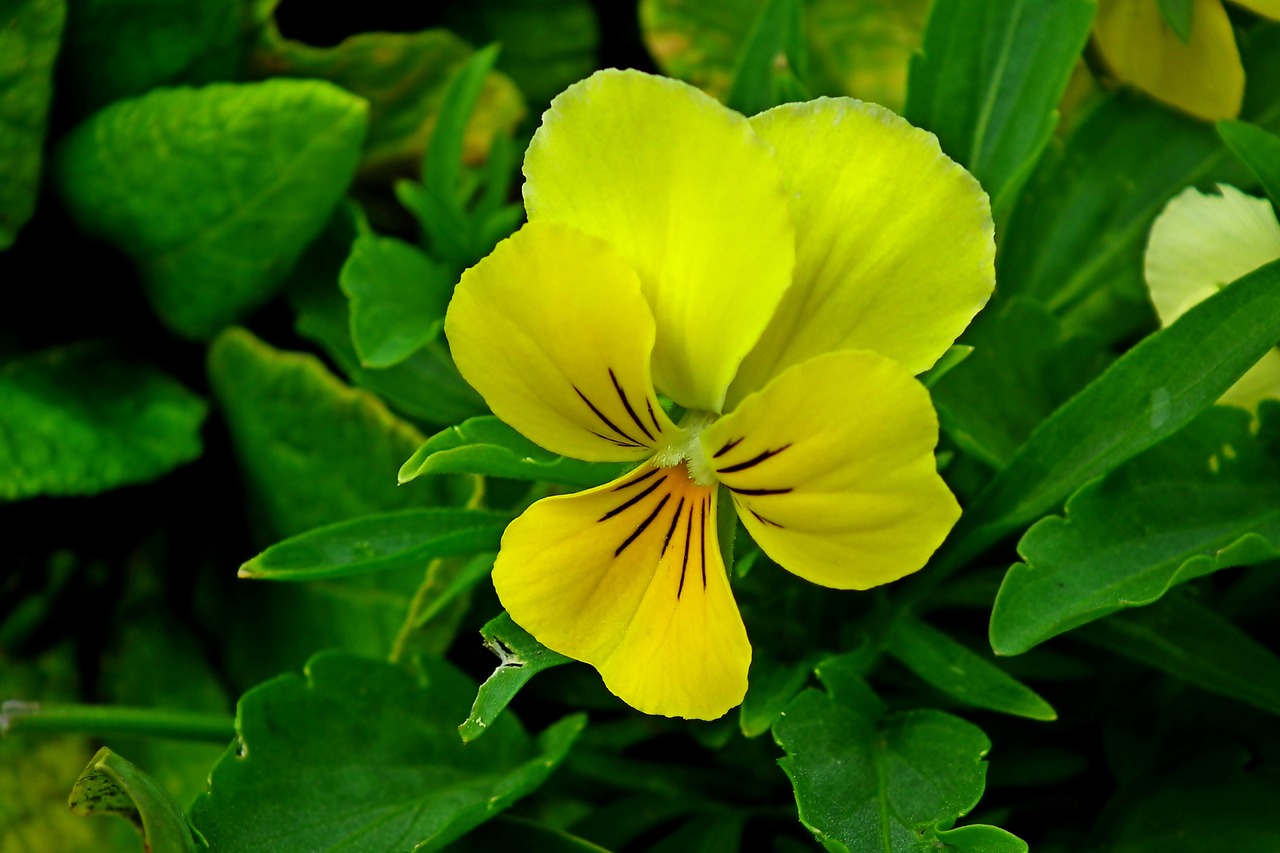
[523,69,795,413]
[1093,0,1243,122]
[1144,184,1280,326]
[704,350,958,590]
[492,464,750,720]
[727,98,994,406]
[1219,349,1280,410]
[445,222,678,463]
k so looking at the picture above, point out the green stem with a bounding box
[2,702,234,742]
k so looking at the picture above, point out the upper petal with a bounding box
[1093,0,1243,122]
[445,222,678,463]
[523,69,795,413]
[726,98,995,407]
[704,349,959,590]
[492,463,750,720]
[1144,183,1280,326]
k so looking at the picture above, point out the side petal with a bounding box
[727,98,994,407]
[523,69,795,413]
[1144,184,1280,326]
[1093,0,1243,122]
[445,222,678,462]
[492,464,751,720]
[703,350,959,590]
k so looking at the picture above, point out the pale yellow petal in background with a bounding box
[1145,184,1280,325]
[1146,183,1280,409]
[445,222,677,463]
[523,69,795,413]
[493,464,751,720]
[704,350,958,590]
[727,98,994,407]
[1228,0,1280,20]
[1093,0,1243,122]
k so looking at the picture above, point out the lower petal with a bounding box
[492,463,750,720]
[702,350,959,590]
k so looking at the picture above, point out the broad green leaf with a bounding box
[287,215,488,427]
[1097,747,1280,852]
[189,652,585,851]
[772,653,1023,853]
[639,0,927,112]
[250,9,524,179]
[1077,592,1280,716]
[400,416,631,488]
[0,346,206,501]
[440,0,599,107]
[1218,120,1280,208]
[0,0,65,250]
[932,298,1110,470]
[240,508,509,581]
[990,406,1280,654]
[886,615,1055,720]
[208,328,455,539]
[60,0,245,114]
[1157,0,1194,43]
[207,329,465,682]
[725,0,808,116]
[998,27,1280,312]
[904,0,1095,216]
[339,233,454,368]
[57,80,367,339]
[950,258,1280,570]
[68,748,198,853]
[931,825,1030,853]
[459,612,572,743]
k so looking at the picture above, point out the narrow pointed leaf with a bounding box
[1218,120,1280,209]
[68,747,199,852]
[905,0,1096,215]
[459,613,572,743]
[239,508,509,581]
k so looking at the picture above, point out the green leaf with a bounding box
[450,816,612,852]
[725,0,808,116]
[400,416,631,488]
[738,654,815,738]
[0,0,65,250]
[932,298,1110,470]
[919,344,973,389]
[931,825,1030,853]
[950,258,1280,570]
[802,0,930,113]
[60,0,245,114]
[1077,592,1280,716]
[240,508,509,581]
[423,44,502,214]
[459,612,572,743]
[1157,0,1194,43]
[287,218,488,427]
[990,405,1280,654]
[68,748,199,853]
[250,12,524,179]
[339,233,454,368]
[1097,747,1280,852]
[57,80,367,339]
[208,327,457,539]
[886,615,1055,720]
[1218,120,1280,209]
[996,56,1280,312]
[772,653,1023,852]
[440,0,599,108]
[904,0,1095,216]
[0,346,207,501]
[189,652,585,851]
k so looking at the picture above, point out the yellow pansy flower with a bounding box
[1092,0,1280,122]
[1145,183,1280,408]
[445,69,995,720]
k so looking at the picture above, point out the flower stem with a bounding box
[1,701,234,742]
